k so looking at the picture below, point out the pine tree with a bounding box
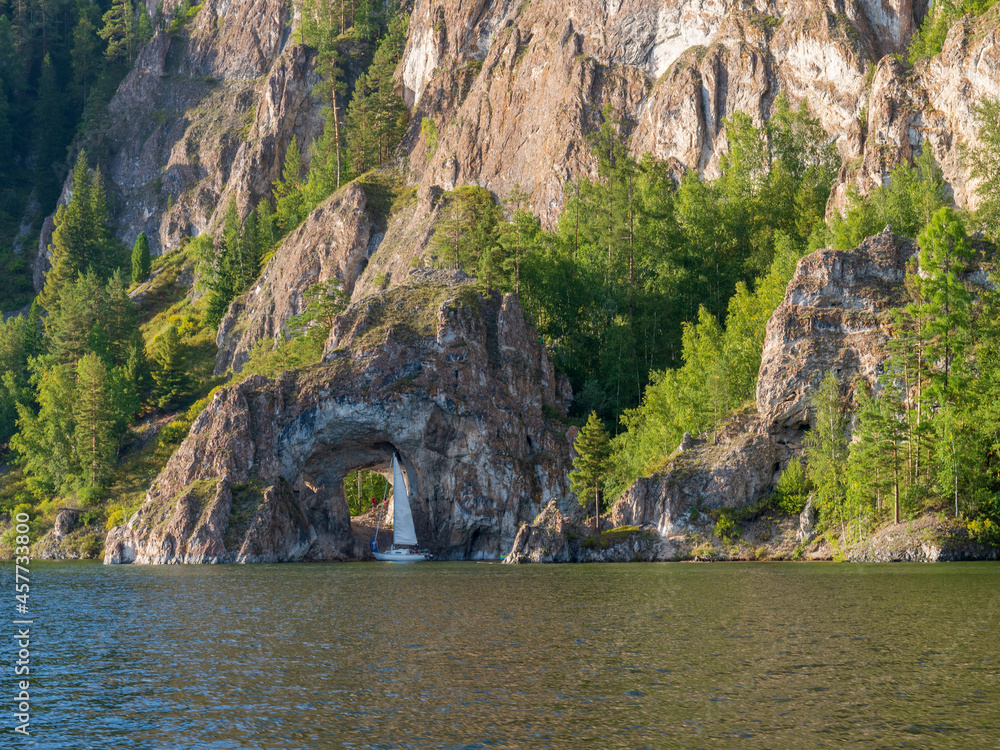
[968,98,1000,236]
[40,153,115,313]
[0,77,11,165]
[289,279,348,341]
[805,371,850,536]
[100,0,135,64]
[46,271,104,366]
[74,353,116,487]
[302,0,346,190]
[918,207,973,402]
[12,363,77,496]
[569,411,612,530]
[100,270,141,367]
[274,136,305,235]
[71,15,100,106]
[131,231,151,284]
[151,324,188,408]
[32,54,66,210]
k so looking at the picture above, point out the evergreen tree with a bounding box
[302,0,347,190]
[0,77,11,165]
[273,136,305,235]
[805,371,850,536]
[917,206,973,401]
[32,54,66,209]
[131,231,151,284]
[100,270,142,367]
[40,152,119,312]
[46,271,104,366]
[12,363,77,496]
[289,278,348,341]
[151,324,188,408]
[569,411,612,530]
[100,0,135,64]
[74,353,116,487]
[71,14,100,106]
[0,314,31,446]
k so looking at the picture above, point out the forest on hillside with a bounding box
[1,0,999,554]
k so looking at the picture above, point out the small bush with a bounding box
[714,514,740,542]
[79,486,103,507]
[158,418,192,447]
[106,508,126,530]
[773,459,810,515]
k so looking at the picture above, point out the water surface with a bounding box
[4,561,999,749]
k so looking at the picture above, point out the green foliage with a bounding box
[773,459,810,515]
[805,371,850,533]
[967,98,1000,237]
[907,1,997,64]
[151,324,189,409]
[421,117,438,158]
[345,15,409,176]
[204,202,266,328]
[131,232,152,284]
[344,470,392,516]
[607,238,805,496]
[918,207,974,402]
[74,353,117,486]
[569,412,612,523]
[829,148,948,249]
[713,514,740,543]
[40,152,126,313]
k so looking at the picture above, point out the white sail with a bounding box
[392,455,418,547]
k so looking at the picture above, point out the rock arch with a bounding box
[106,279,576,564]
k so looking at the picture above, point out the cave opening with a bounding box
[293,440,423,550]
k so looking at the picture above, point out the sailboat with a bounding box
[371,454,432,562]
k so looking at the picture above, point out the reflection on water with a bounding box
[3,561,999,749]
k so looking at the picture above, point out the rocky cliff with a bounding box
[41,0,997,264]
[605,229,918,554]
[106,273,574,564]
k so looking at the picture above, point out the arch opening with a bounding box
[291,441,424,554]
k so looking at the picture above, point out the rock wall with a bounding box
[607,229,924,551]
[756,228,913,431]
[106,275,575,564]
[214,182,374,375]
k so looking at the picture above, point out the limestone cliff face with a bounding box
[837,9,1000,214]
[401,0,936,222]
[35,0,320,278]
[106,274,574,564]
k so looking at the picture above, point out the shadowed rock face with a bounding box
[105,275,574,564]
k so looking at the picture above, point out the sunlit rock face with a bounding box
[106,276,575,564]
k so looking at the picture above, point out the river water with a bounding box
[3,561,999,749]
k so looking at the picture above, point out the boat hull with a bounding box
[372,550,429,563]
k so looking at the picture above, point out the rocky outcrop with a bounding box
[35,7,320,276]
[610,407,795,537]
[503,500,661,563]
[214,182,374,374]
[106,274,574,564]
[837,8,1000,214]
[846,515,1000,561]
[757,228,913,431]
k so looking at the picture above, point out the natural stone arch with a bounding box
[105,280,577,565]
